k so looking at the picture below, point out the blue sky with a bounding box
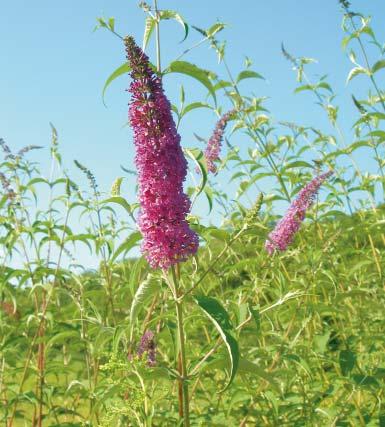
[1,0,384,185]
[1,1,385,265]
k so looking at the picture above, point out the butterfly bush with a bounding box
[265,170,333,254]
[124,36,199,269]
[204,109,235,173]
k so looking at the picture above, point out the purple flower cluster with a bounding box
[124,36,199,269]
[137,330,156,367]
[265,170,333,254]
[204,110,235,174]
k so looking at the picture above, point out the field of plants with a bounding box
[1,1,385,426]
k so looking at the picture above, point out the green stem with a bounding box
[153,0,161,73]
[210,39,291,202]
[170,266,190,427]
[348,15,385,113]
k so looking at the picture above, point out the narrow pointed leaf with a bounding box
[166,61,217,103]
[195,296,239,391]
[236,70,264,83]
[143,16,155,51]
[159,10,189,42]
[102,63,131,105]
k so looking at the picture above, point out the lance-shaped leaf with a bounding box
[111,231,142,263]
[184,148,207,197]
[159,11,188,42]
[346,66,369,83]
[372,59,385,74]
[194,296,239,391]
[143,11,188,51]
[236,70,264,83]
[102,63,131,105]
[166,61,217,103]
[130,275,160,326]
[143,16,155,51]
[102,196,133,216]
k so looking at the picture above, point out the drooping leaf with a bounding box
[238,358,279,391]
[181,102,212,117]
[102,63,131,105]
[102,196,133,216]
[346,67,369,83]
[236,70,264,83]
[371,59,385,74]
[111,231,142,263]
[130,275,160,326]
[166,61,217,103]
[185,148,207,197]
[159,10,189,43]
[206,23,226,38]
[143,16,155,51]
[194,296,239,391]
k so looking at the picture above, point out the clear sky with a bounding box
[1,1,385,266]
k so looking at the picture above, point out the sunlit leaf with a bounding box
[195,296,239,391]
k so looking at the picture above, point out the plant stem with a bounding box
[170,266,190,427]
[348,15,385,113]
[153,0,161,73]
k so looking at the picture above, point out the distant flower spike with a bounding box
[265,170,333,254]
[0,172,16,202]
[137,330,156,367]
[124,36,198,269]
[204,109,236,174]
[0,138,15,160]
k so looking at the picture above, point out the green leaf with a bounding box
[102,196,133,215]
[194,296,239,391]
[369,130,385,140]
[166,61,216,103]
[102,62,131,105]
[249,305,260,333]
[313,331,331,354]
[181,102,212,117]
[130,275,160,326]
[111,231,142,263]
[283,160,313,170]
[339,350,356,376]
[318,81,333,92]
[213,80,232,91]
[159,10,189,43]
[294,84,313,94]
[206,23,226,38]
[208,228,230,242]
[346,67,369,83]
[238,358,279,391]
[143,16,155,51]
[108,17,115,32]
[236,70,264,83]
[46,331,79,350]
[184,148,207,197]
[352,374,379,388]
[372,60,385,74]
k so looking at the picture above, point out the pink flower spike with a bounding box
[204,110,236,174]
[265,170,333,254]
[124,36,199,269]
